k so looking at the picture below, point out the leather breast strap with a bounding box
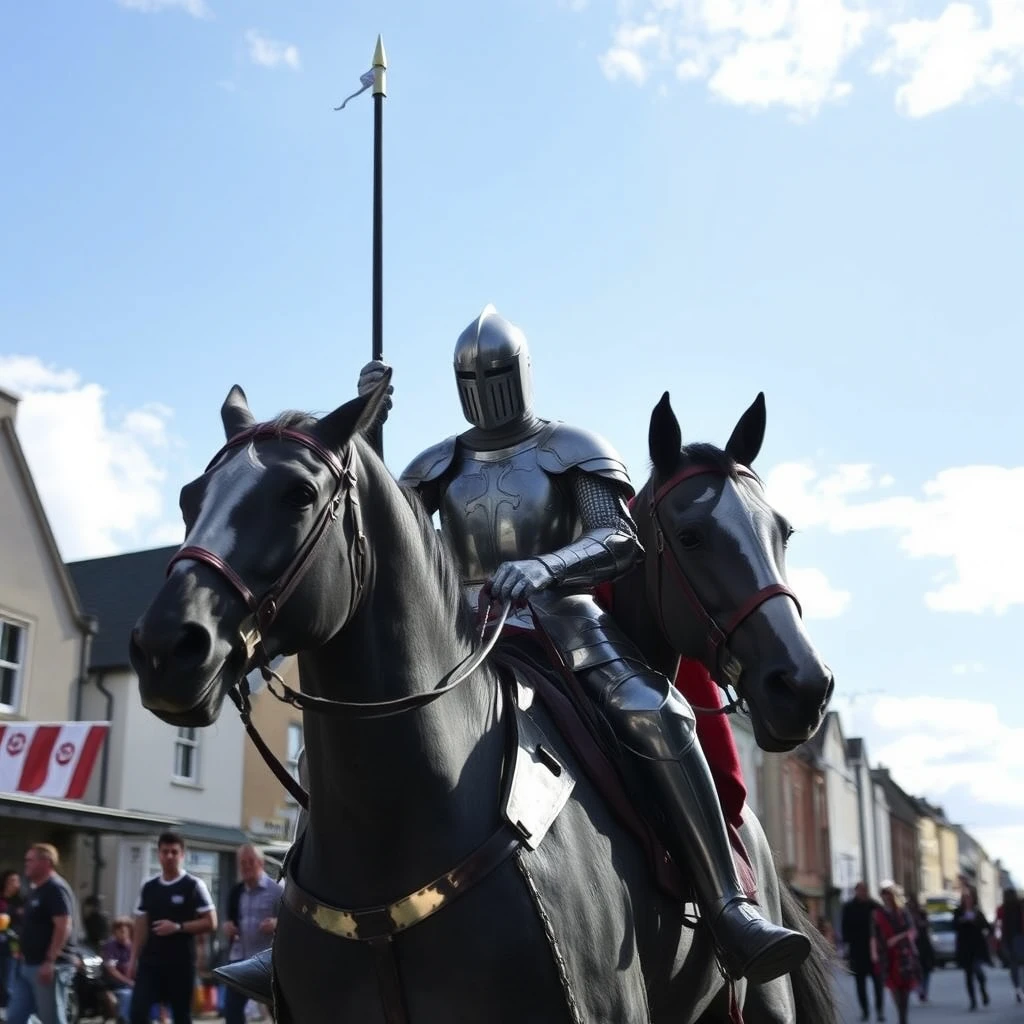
[282,826,522,1024]
[281,673,574,1023]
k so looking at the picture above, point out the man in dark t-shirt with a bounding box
[128,831,217,1024]
[6,843,75,1024]
[842,881,885,1022]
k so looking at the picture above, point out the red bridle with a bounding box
[644,463,802,694]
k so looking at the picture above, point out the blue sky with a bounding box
[2,0,1022,880]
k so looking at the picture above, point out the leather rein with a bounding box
[644,463,802,716]
[165,423,510,810]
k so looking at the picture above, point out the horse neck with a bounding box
[297,443,507,906]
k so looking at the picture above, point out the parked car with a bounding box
[928,911,956,968]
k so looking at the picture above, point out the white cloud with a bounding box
[589,0,1024,116]
[600,23,665,83]
[952,661,985,674]
[245,30,302,71]
[765,460,1024,615]
[116,0,210,17]
[868,695,1024,809]
[787,566,851,618]
[595,0,872,116]
[871,0,1024,117]
[0,356,183,561]
[969,824,1024,883]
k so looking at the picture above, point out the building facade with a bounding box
[872,767,921,899]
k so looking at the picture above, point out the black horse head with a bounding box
[129,376,393,727]
[638,391,834,752]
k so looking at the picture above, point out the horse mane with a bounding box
[396,478,479,646]
[676,442,764,486]
[263,410,320,433]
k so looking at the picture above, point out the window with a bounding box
[0,618,26,713]
[287,721,302,777]
[173,727,200,783]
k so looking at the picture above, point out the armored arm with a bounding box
[399,437,457,517]
[534,472,643,588]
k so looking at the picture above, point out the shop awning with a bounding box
[0,791,249,848]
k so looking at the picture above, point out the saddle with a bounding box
[497,614,758,905]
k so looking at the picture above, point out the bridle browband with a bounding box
[165,423,510,810]
[645,462,802,714]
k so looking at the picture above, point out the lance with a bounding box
[369,34,386,457]
[334,35,387,458]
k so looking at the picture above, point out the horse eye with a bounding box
[676,529,702,550]
[284,483,317,509]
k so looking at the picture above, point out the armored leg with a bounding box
[532,594,810,984]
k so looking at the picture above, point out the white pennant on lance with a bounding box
[334,68,375,110]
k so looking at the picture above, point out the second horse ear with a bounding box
[725,393,766,468]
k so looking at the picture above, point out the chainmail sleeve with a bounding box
[533,471,643,588]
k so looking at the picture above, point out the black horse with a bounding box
[130,378,836,1023]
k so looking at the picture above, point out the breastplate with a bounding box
[439,433,580,585]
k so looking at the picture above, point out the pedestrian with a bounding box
[871,881,920,1024]
[4,844,76,1024]
[127,831,217,1024]
[907,900,934,1003]
[101,915,136,1022]
[997,887,1023,1003]
[952,884,991,1011]
[221,846,281,1024]
[0,869,24,1013]
[842,881,885,1022]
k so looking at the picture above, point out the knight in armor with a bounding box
[222,305,810,999]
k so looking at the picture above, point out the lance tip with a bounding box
[373,34,387,69]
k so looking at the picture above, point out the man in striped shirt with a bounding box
[222,845,282,1024]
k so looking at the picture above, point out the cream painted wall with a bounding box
[0,414,84,723]
[79,668,244,825]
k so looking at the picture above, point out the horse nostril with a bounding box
[766,670,799,700]
[172,623,213,670]
[765,668,833,709]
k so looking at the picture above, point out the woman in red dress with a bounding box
[871,881,920,1024]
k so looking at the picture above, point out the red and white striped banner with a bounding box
[0,722,108,800]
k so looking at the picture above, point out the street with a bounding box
[833,963,1024,1023]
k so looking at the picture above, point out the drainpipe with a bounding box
[95,672,114,806]
[854,759,869,893]
[91,671,113,899]
[74,615,100,721]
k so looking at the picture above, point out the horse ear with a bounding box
[315,368,393,450]
[221,385,255,440]
[725,392,766,467]
[648,391,682,478]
